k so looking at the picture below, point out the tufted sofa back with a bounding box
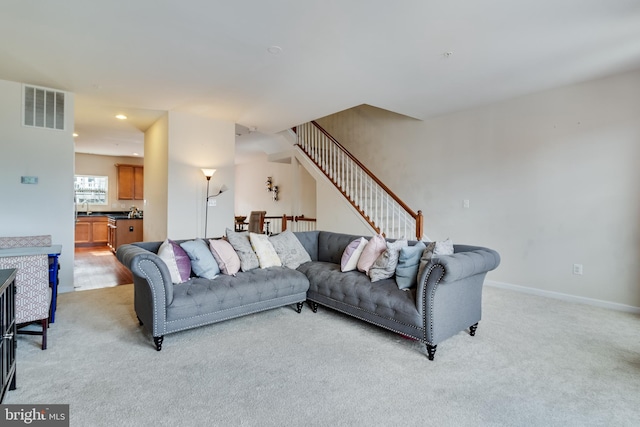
[317,231,365,264]
[294,231,368,264]
[295,231,428,264]
[294,231,426,265]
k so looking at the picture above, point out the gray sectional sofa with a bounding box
[116,231,500,360]
[116,239,309,351]
[295,231,500,360]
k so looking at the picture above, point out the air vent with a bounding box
[23,84,66,130]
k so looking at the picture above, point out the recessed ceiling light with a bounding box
[73,133,78,137]
[115,114,128,120]
[132,153,140,156]
[267,45,283,55]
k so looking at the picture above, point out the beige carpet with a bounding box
[5,284,640,426]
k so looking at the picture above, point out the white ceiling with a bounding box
[2,1,639,158]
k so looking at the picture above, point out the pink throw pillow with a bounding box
[357,234,387,274]
[341,237,368,272]
[209,239,241,276]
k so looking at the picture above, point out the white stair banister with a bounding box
[295,121,424,240]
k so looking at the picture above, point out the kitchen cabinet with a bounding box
[75,215,108,246]
[116,164,144,200]
[108,217,143,253]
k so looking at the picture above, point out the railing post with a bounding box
[282,214,288,232]
[416,210,423,241]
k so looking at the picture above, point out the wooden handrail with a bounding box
[309,121,418,218]
[297,122,424,239]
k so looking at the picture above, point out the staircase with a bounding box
[295,121,423,240]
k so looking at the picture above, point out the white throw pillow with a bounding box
[249,233,282,268]
[340,237,368,272]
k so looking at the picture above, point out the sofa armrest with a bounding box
[414,245,500,344]
[116,244,174,306]
[431,246,500,284]
[416,245,500,292]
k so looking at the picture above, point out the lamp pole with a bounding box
[201,168,216,238]
[204,176,211,238]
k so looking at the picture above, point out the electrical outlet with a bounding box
[463,199,470,208]
[208,199,217,207]
[573,264,583,275]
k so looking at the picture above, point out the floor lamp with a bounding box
[202,168,216,238]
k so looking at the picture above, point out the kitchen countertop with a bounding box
[108,215,143,220]
[76,212,143,220]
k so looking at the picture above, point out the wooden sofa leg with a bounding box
[153,336,164,351]
[426,344,437,361]
[469,322,479,336]
[295,302,304,313]
[307,301,318,313]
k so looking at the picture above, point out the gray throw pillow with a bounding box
[416,239,455,283]
[269,230,311,269]
[416,242,436,288]
[179,239,220,279]
[225,228,259,271]
[395,241,427,289]
[368,239,407,282]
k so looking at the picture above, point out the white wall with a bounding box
[234,154,317,219]
[316,70,640,309]
[0,79,75,292]
[166,111,235,239]
[143,111,235,241]
[143,114,169,242]
[75,153,144,212]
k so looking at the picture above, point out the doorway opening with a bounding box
[73,246,131,291]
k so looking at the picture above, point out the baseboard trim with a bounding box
[485,280,640,314]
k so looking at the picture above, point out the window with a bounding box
[74,175,108,205]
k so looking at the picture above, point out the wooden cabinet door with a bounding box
[75,221,90,243]
[117,164,143,200]
[133,166,144,200]
[92,220,108,243]
[117,165,134,200]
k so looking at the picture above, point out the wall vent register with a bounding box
[23,84,66,130]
